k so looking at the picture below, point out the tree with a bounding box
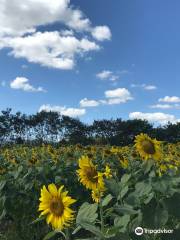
[0,109,179,146]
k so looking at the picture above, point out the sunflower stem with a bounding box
[56,230,67,239]
[65,229,70,240]
[99,198,104,237]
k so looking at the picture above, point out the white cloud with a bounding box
[159,96,180,103]
[131,83,157,90]
[0,0,111,69]
[96,70,119,81]
[104,88,133,105]
[2,31,99,69]
[10,77,46,92]
[105,88,133,101]
[92,26,111,41]
[96,70,113,79]
[143,84,157,90]
[150,103,180,109]
[0,0,91,37]
[150,104,173,109]
[60,29,74,36]
[106,98,130,105]
[129,112,180,125]
[80,98,100,107]
[79,88,133,108]
[39,104,86,117]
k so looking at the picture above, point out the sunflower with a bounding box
[103,149,112,157]
[111,146,120,154]
[77,155,105,191]
[91,189,103,203]
[135,133,161,160]
[38,184,76,230]
[120,158,129,169]
[104,165,112,179]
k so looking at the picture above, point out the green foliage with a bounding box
[0,142,180,239]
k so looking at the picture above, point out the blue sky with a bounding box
[0,0,180,125]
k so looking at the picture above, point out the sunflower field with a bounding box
[0,134,180,240]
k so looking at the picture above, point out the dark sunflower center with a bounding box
[50,198,64,216]
[105,150,111,155]
[86,167,98,183]
[141,140,155,154]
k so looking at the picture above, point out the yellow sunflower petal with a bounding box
[48,183,58,197]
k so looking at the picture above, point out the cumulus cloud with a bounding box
[79,88,133,108]
[129,112,180,125]
[92,26,112,41]
[1,31,99,69]
[104,88,133,105]
[158,96,180,103]
[105,98,126,105]
[0,0,89,36]
[80,98,100,107]
[96,70,112,79]
[105,88,133,100]
[0,0,111,69]
[39,104,86,117]
[10,77,46,92]
[96,70,119,81]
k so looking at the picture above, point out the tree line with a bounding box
[0,108,179,146]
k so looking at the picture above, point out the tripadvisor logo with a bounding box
[134,227,174,236]
[135,227,143,236]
